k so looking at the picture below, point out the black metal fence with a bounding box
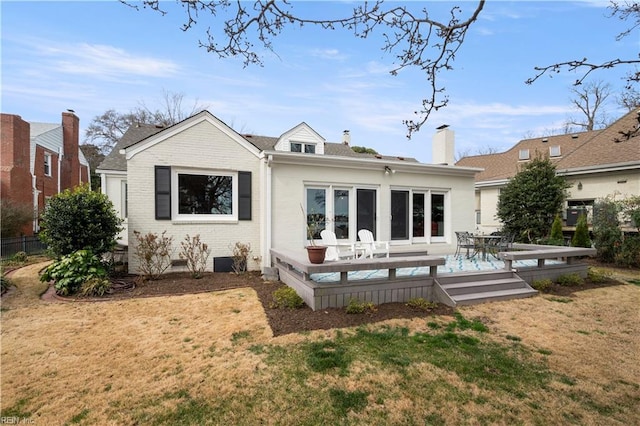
[1,236,47,259]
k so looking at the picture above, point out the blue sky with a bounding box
[1,1,636,163]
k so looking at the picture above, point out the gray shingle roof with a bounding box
[98,122,420,173]
[96,124,164,171]
[456,109,640,182]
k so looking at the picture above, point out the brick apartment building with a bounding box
[1,111,90,236]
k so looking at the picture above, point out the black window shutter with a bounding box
[155,166,171,220]
[238,171,251,220]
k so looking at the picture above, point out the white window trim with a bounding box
[519,149,530,160]
[290,141,316,153]
[171,168,238,222]
[549,145,561,157]
[44,152,52,177]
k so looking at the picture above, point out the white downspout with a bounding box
[57,147,63,194]
[263,154,273,272]
[32,175,39,233]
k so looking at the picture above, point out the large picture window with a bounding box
[178,173,233,215]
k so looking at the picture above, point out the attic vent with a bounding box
[542,138,548,143]
[244,134,253,138]
[375,154,382,159]
[571,134,578,139]
[155,124,164,128]
[397,156,405,161]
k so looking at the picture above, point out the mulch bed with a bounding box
[47,264,632,337]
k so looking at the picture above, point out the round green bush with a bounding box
[39,184,122,257]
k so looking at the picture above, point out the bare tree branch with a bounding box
[526,1,640,88]
[120,0,485,138]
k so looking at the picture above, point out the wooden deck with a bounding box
[270,245,597,310]
[271,249,444,310]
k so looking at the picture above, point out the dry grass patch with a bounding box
[2,262,639,425]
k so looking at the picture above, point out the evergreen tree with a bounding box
[497,156,570,243]
[571,214,592,248]
[549,214,564,245]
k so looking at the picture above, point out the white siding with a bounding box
[270,162,476,256]
[126,120,262,273]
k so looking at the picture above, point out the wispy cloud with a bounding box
[35,41,181,79]
[310,48,348,60]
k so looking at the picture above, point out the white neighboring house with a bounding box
[97,111,481,273]
[456,108,640,234]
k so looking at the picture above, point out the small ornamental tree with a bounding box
[548,214,564,245]
[571,214,592,248]
[592,197,622,263]
[496,156,569,243]
[39,184,122,258]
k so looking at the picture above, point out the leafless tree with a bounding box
[564,81,612,132]
[526,1,639,89]
[84,90,207,153]
[455,145,499,161]
[120,0,486,139]
[617,85,640,111]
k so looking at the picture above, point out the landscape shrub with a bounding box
[556,273,583,287]
[230,242,251,274]
[39,184,122,257]
[78,277,111,297]
[40,249,108,296]
[531,279,553,292]
[571,214,592,248]
[592,197,622,263]
[132,230,173,280]
[615,235,640,268]
[179,234,211,278]
[12,251,29,263]
[271,287,304,309]
[587,267,611,284]
[345,298,377,314]
[406,297,438,311]
[1,272,11,294]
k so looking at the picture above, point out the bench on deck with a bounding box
[501,245,596,271]
[271,249,444,285]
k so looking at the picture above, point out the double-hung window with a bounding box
[44,152,52,176]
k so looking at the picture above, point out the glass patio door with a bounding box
[391,190,409,240]
[356,189,376,239]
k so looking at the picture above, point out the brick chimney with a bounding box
[61,111,80,189]
[432,125,455,165]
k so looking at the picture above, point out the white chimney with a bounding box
[432,125,455,165]
[342,130,351,146]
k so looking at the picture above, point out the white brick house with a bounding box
[97,111,480,273]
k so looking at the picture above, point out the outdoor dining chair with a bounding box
[455,231,475,258]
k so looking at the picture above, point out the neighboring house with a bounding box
[1,111,90,236]
[456,108,640,234]
[97,110,481,273]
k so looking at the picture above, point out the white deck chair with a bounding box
[357,229,390,258]
[320,230,355,261]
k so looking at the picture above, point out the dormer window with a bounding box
[290,141,316,154]
[549,145,561,157]
[519,149,530,160]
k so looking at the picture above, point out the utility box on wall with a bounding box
[566,208,585,226]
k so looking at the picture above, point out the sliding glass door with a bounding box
[357,189,377,239]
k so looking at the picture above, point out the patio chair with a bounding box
[320,230,355,261]
[357,229,390,258]
[487,233,515,259]
[455,231,475,258]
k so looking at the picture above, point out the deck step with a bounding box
[434,270,537,306]
[452,288,539,306]
[441,278,526,295]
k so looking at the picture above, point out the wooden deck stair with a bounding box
[434,271,537,307]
